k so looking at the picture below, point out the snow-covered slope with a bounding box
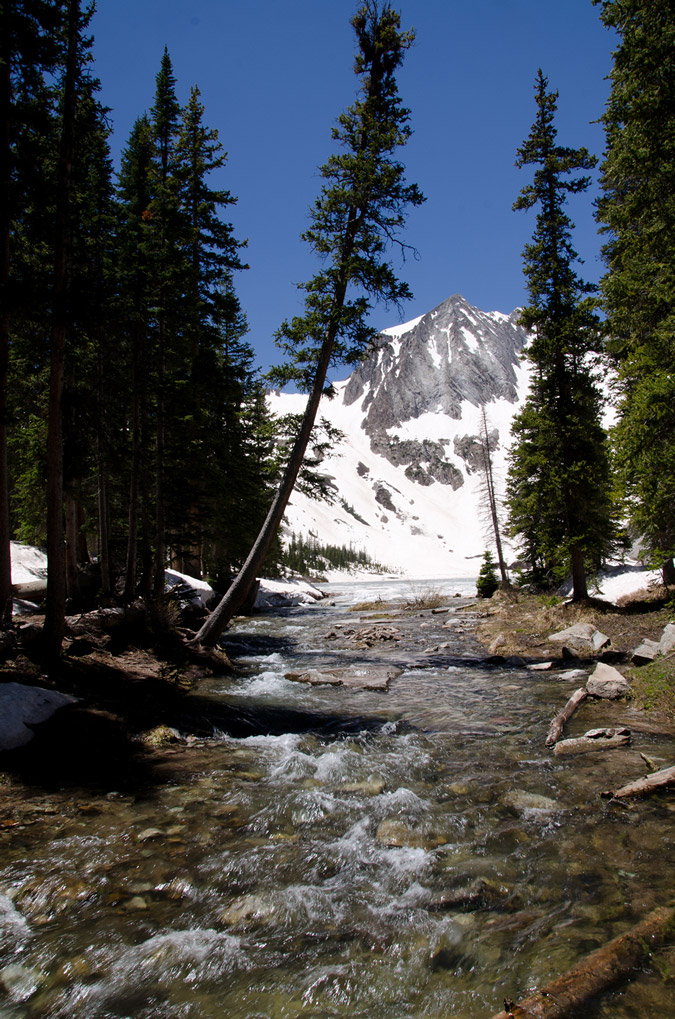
[269,294,532,580]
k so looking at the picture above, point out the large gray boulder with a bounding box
[549,623,610,653]
[0,683,77,751]
[631,639,661,665]
[586,662,630,699]
[660,623,675,655]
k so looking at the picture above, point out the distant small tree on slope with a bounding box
[476,550,499,599]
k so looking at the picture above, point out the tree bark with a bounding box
[0,6,14,622]
[570,544,588,601]
[545,687,588,747]
[480,406,509,585]
[491,904,675,1019]
[44,0,81,660]
[553,727,630,756]
[602,764,675,800]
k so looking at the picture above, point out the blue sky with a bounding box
[91,0,616,378]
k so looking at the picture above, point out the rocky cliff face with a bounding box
[344,293,528,436]
[269,293,531,578]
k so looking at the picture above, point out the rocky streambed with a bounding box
[1,578,674,1018]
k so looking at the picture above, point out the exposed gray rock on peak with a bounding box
[343,293,528,436]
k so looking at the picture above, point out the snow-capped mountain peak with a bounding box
[268,293,531,580]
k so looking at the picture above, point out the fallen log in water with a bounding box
[490,903,675,1019]
[553,727,631,757]
[602,764,675,800]
[545,687,588,747]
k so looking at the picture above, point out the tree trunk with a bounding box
[602,764,675,800]
[662,555,675,587]
[480,406,509,585]
[64,489,81,600]
[0,9,13,622]
[124,338,141,600]
[44,0,80,660]
[193,314,341,645]
[153,319,166,598]
[491,904,675,1019]
[570,544,588,601]
[97,463,111,597]
[545,687,588,747]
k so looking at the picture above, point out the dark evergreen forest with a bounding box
[1,0,673,655]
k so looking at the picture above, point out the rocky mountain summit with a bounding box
[345,293,528,434]
[270,293,532,578]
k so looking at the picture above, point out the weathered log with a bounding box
[602,764,675,800]
[491,903,675,1019]
[545,687,588,747]
[553,727,631,757]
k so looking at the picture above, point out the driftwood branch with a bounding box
[602,764,675,800]
[553,727,631,757]
[491,903,675,1019]
[545,687,588,747]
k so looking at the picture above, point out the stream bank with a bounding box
[1,577,674,1018]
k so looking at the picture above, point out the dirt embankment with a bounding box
[472,586,675,722]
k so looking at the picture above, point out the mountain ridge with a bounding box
[268,293,531,579]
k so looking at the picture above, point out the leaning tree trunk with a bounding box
[44,0,80,660]
[194,227,357,647]
[194,297,347,645]
[479,406,508,585]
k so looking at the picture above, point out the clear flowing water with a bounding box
[1,579,674,1018]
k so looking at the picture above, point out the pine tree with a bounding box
[594,0,675,585]
[506,70,614,600]
[114,113,155,598]
[476,550,499,599]
[194,0,424,645]
[44,0,93,658]
[0,0,65,621]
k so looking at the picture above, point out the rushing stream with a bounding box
[1,578,674,1018]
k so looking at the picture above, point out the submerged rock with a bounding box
[285,664,402,690]
[502,790,558,813]
[376,819,445,849]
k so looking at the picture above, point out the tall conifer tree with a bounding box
[195,0,424,645]
[595,0,675,584]
[506,70,613,599]
[0,0,65,621]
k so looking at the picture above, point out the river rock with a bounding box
[375,819,445,850]
[548,623,610,653]
[502,790,558,813]
[526,661,553,671]
[488,633,506,654]
[285,665,402,690]
[340,776,386,795]
[219,893,277,926]
[631,639,661,665]
[0,683,78,751]
[557,669,587,681]
[0,963,43,1002]
[586,662,630,699]
[660,623,675,655]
